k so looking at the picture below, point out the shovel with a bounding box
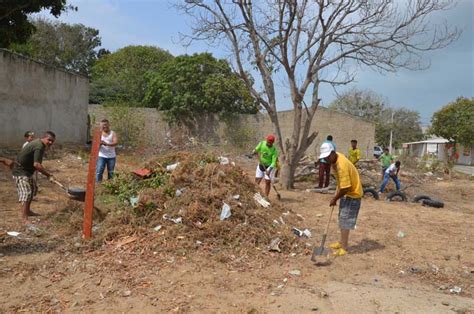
[272,184,281,200]
[311,205,335,265]
[50,178,86,202]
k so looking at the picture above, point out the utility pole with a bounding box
[389,110,394,154]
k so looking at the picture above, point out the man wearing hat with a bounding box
[319,142,363,256]
[253,135,279,199]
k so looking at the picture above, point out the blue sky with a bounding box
[42,0,473,124]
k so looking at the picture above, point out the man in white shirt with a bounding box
[379,161,401,193]
[96,119,118,182]
[22,131,35,148]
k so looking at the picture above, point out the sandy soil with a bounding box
[0,151,473,313]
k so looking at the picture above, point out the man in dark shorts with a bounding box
[319,142,363,256]
[12,131,56,223]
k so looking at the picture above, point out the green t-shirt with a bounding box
[255,141,278,168]
[12,139,45,177]
[379,153,393,168]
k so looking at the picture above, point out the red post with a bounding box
[83,127,101,239]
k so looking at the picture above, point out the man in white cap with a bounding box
[319,142,363,256]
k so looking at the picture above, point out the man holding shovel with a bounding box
[253,135,279,199]
[319,142,363,256]
[12,131,56,223]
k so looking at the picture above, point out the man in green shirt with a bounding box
[253,135,278,198]
[12,131,56,223]
[378,148,394,176]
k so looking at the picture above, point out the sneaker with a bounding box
[329,242,342,249]
[333,248,347,256]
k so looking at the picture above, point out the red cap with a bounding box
[266,135,276,143]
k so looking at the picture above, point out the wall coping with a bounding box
[0,48,89,80]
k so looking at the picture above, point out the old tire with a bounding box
[386,191,407,202]
[363,188,379,200]
[412,195,432,203]
[422,199,444,208]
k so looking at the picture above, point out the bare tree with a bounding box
[178,0,460,189]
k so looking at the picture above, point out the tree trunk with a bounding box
[280,158,298,190]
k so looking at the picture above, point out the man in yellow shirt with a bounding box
[319,142,363,256]
[348,139,361,165]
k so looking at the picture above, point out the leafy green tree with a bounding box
[376,108,424,148]
[90,45,173,105]
[328,88,386,121]
[10,18,101,75]
[0,0,73,47]
[430,97,474,146]
[328,88,423,147]
[143,53,258,124]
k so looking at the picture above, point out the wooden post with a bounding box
[83,127,101,239]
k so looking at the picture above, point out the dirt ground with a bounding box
[0,150,473,313]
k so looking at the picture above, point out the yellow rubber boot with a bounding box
[333,248,347,256]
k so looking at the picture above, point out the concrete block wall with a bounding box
[89,105,375,158]
[0,49,89,147]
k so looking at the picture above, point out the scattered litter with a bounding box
[268,238,282,253]
[218,156,229,165]
[232,194,240,200]
[272,219,280,225]
[283,278,288,283]
[449,286,462,294]
[166,163,180,171]
[296,214,305,220]
[289,270,301,276]
[130,196,139,207]
[430,264,439,273]
[282,211,290,216]
[175,189,184,197]
[302,229,312,238]
[424,171,433,176]
[277,284,285,289]
[279,216,285,225]
[319,290,329,297]
[292,227,311,238]
[292,227,303,237]
[398,270,405,275]
[163,214,182,224]
[122,290,132,297]
[132,168,152,178]
[196,240,202,245]
[397,231,406,238]
[220,203,232,220]
[409,266,421,273]
[26,224,39,232]
[254,193,270,208]
[316,214,323,218]
[153,225,162,232]
[6,231,20,237]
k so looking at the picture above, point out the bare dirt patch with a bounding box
[0,150,473,312]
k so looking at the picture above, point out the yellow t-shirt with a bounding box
[333,152,363,199]
[348,148,361,164]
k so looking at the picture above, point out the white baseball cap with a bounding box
[319,142,334,159]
